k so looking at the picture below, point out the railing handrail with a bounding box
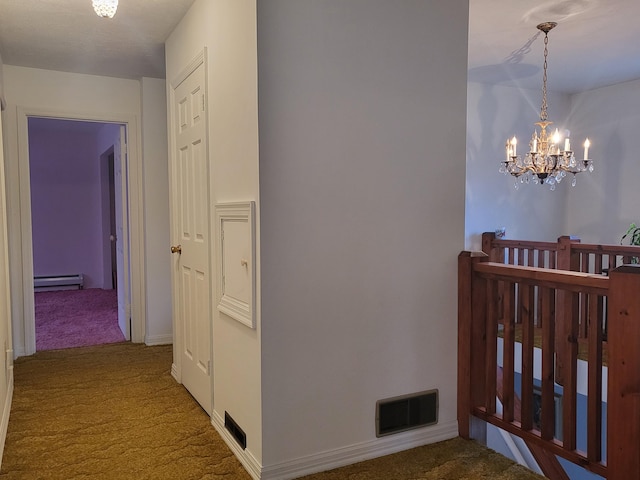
[475,262,609,294]
[572,242,640,256]
[482,232,640,266]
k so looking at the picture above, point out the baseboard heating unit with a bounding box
[34,274,84,290]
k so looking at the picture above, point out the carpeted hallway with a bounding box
[0,343,543,479]
[35,289,125,351]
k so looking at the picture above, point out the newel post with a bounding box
[608,265,640,480]
[481,232,500,262]
[555,236,581,386]
[458,251,488,441]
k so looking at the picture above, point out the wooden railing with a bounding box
[482,231,640,275]
[482,233,640,341]
[459,251,640,480]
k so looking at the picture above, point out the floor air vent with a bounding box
[376,389,438,437]
[224,412,247,450]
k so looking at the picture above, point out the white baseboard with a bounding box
[260,420,458,480]
[211,411,262,480]
[211,411,457,480]
[0,367,14,468]
[144,334,173,346]
[171,363,180,383]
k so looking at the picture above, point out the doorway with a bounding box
[27,117,131,351]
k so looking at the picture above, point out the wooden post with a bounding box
[555,236,581,386]
[608,265,640,480]
[458,251,487,441]
[481,232,498,261]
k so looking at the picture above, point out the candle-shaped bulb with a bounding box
[564,138,571,152]
[511,136,517,156]
[584,138,590,160]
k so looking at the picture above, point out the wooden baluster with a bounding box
[587,293,603,463]
[520,283,535,431]
[607,265,640,480]
[486,278,498,416]
[579,253,589,339]
[594,253,603,275]
[561,289,578,452]
[556,236,581,386]
[540,286,556,441]
[502,281,515,423]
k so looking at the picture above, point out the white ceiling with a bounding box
[469,0,640,93]
[0,0,196,79]
[0,0,638,92]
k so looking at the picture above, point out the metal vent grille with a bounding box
[376,389,438,437]
[224,411,247,450]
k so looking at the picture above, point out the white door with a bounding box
[114,126,131,340]
[170,61,212,413]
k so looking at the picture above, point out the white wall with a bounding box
[0,51,14,463]
[0,52,5,110]
[2,65,170,353]
[465,82,572,250]
[165,0,261,466]
[565,78,640,244]
[28,123,105,288]
[258,0,468,472]
[141,78,172,345]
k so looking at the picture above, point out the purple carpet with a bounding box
[35,288,126,351]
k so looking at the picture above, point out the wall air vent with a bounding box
[376,389,438,437]
[224,411,247,450]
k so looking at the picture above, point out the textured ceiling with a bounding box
[0,0,196,79]
[0,0,638,91]
[469,0,640,93]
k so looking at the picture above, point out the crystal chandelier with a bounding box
[499,22,592,190]
[92,0,118,18]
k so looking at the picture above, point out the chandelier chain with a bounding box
[540,32,549,122]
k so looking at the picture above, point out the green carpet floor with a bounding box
[0,343,544,479]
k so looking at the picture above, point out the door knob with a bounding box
[171,245,182,254]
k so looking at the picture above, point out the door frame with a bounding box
[13,107,146,355]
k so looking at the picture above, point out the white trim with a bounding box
[212,409,457,480]
[12,106,147,354]
[260,420,458,480]
[144,334,173,346]
[171,49,206,90]
[0,368,13,466]
[215,202,256,329]
[211,411,262,480]
[171,363,180,383]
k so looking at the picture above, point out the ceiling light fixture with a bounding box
[92,0,118,18]
[499,22,592,190]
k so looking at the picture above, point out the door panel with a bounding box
[171,61,212,413]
